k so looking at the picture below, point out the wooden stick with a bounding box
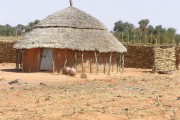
[90,58,92,74]
[108,52,112,75]
[22,50,24,72]
[20,50,23,70]
[81,51,84,73]
[52,49,55,73]
[58,51,61,73]
[18,50,20,70]
[36,50,40,72]
[94,51,98,74]
[18,50,21,70]
[74,51,77,69]
[15,50,18,69]
[116,53,119,74]
[119,54,122,73]
[122,54,125,72]
[69,0,73,7]
[64,49,67,69]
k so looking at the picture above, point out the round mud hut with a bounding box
[14,5,127,74]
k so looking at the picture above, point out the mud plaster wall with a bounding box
[124,45,154,69]
[22,49,120,74]
[176,47,180,69]
[0,41,16,63]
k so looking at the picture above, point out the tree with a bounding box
[113,20,135,43]
[175,34,180,45]
[34,19,40,25]
[138,19,150,43]
[16,24,25,36]
[138,19,149,31]
[25,19,40,32]
[167,28,176,44]
[113,20,124,32]
[147,25,154,34]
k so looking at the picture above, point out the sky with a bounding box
[0,0,180,33]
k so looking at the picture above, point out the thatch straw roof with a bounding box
[14,7,127,53]
[36,7,107,30]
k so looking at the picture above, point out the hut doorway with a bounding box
[40,48,53,71]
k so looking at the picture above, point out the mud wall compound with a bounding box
[0,41,16,63]
[124,45,180,71]
[176,47,180,69]
[124,45,154,69]
[0,41,179,71]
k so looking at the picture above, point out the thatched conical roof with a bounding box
[36,7,107,30]
[14,7,127,53]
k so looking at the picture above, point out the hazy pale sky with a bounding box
[0,0,180,33]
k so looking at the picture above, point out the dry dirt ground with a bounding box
[0,63,180,120]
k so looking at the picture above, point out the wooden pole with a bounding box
[64,49,67,69]
[15,50,18,69]
[116,53,119,74]
[108,52,112,75]
[122,54,125,72]
[19,50,22,70]
[69,0,73,7]
[94,51,98,74]
[57,51,60,73]
[90,58,92,74]
[104,62,106,74]
[119,53,122,73]
[21,50,24,72]
[52,49,55,73]
[103,53,106,74]
[81,51,84,73]
[37,50,41,72]
[74,51,77,69]
[17,50,20,70]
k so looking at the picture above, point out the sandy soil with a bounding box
[0,63,180,120]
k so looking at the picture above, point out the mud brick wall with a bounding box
[0,41,16,63]
[154,47,176,71]
[176,46,180,69]
[124,45,154,69]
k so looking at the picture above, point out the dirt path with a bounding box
[0,63,180,120]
